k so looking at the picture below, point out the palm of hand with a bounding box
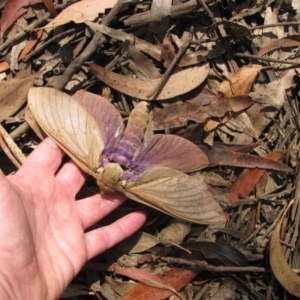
[0,138,146,300]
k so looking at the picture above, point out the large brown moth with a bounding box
[28,87,226,224]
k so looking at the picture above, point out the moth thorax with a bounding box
[96,163,123,194]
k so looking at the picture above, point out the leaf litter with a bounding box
[1,0,300,299]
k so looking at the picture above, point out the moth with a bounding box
[28,87,226,225]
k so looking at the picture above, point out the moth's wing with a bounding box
[135,135,209,173]
[72,90,124,153]
[120,167,226,225]
[28,87,104,176]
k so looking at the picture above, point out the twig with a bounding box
[194,283,209,300]
[0,2,74,54]
[261,203,288,239]
[248,21,300,31]
[146,32,193,99]
[199,0,215,24]
[10,122,30,141]
[234,52,300,65]
[54,0,124,90]
[23,27,82,62]
[161,257,269,273]
[0,124,25,168]
[0,15,50,54]
[123,0,217,27]
[241,222,267,245]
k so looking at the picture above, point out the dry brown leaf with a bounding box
[153,94,252,130]
[161,36,181,70]
[19,29,43,60]
[270,200,300,297]
[0,61,10,72]
[219,65,270,97]
[42,0,57,17]
[86,22,162,62]
[0,74,36,122]
[117,231,161,254]
[108,263,182,298]
[229,152,284,204]
[149,0,171,22]
[257,35,300,57]
[0,0,42,37]
[43,0,117,29]
[199,144,293,173]
[118,268,198,300]
[90,63,210,100]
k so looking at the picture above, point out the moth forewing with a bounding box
[121,167,227,225]
[28,87,105,176]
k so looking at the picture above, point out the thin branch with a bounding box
[23,27,82,62]
[54,0,124,90]
[146,32,193,99]
[248,21,300,31]
[234,52,300,66]
[0,2,74,54]
[161,257,270,273]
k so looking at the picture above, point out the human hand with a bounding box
[0,138,146,300]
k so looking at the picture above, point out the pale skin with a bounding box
[0,138,146,300]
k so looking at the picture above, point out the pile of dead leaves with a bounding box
[0,0,300,299]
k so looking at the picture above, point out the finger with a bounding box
[85,211,147,260]
[22,138,65,173]
[56,160,87,197]
[76,193,126,229]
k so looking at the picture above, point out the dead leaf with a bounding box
[219,65,270,97]
[90,63,210,100]
[108,263,182,298]
[270,200,300,297]
[161,36,179,69]
[257,35,300,57]
[105,276,138,297]
[155,242,248,267]
[42,0,57,17]
[198,144,293,173]
[19,29,43,60]
[229,152,284,204]
[86,22,162,62]
[43,0,118,29]
[0,0,42,37]
[118,268,198,300]
[0,61,10,72]
[239,209,257,243]
[0,74,36,122]
[116,231,161,254]
[153,94,252,130]
[203,21,252,43]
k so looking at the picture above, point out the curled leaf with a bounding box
[270,200,300,297]
[219,65,270,97]
[90,63,209,100]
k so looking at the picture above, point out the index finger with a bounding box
[22,137,65,173]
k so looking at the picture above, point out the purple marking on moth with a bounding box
[106,128,144,167]
[123,169,142,181]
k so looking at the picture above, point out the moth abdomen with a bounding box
[110,102,149,168]
[124,101,149,140]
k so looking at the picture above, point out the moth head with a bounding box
[96,163,123,194]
